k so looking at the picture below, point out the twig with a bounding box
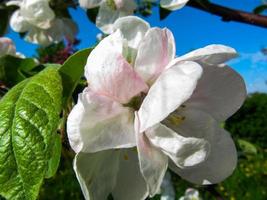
[187,0,267,29]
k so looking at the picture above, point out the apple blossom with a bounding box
[179,188,202,200]
[67,16,246,200]
[79,0,137,33]
[79,0,190,33]
[0,37,16,58]
[8,0,77,46]
[0,37,25,58]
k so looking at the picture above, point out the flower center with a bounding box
[123,92,146,111]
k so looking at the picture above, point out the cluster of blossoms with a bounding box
[7,0,77,46]
[79,0,190,33]
[67,16,246,200]
[0,37,24,58]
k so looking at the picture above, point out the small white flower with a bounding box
[179,188,202,200]
[9,0,77,46]
[67,16,246,200]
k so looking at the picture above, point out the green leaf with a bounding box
[253,5,267,14]
[0,55,38,87]
[159,7,172,20]
[238,139,257,155]
[45,134,62,179]
[59,48,92,107]
[0,66,62,200]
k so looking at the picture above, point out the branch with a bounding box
[187,0,267,29]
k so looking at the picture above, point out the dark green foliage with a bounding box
[225,93,267,148]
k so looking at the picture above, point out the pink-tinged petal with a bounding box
[74,150,120,200]
[160,0,189,11]
[138,61,202,132]
[112,149,149,200]
[86,51,148,104]
[135,112,168,196]
[185,63,247,121]
[135,28,175,83]
[175,44,237,65]
[146,123,210,168]
[67,89,136,153]
[85,30,125,76]
[113,16,150,49]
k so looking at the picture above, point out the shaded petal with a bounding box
[146,123,210,168]
[138,61,202,132]
[10,10,30,33]
[160,0,189,11]
[112,148,149,200]
[86,47,148,103]
[185,63,247,121]
[74,150,120,200]
[135,28,175,83]
[67,89,136,153]
[135,112,168,196]
[176,44,237,65]
[79,0,103,8]
[113,16,150,49]
[170,127,237,185]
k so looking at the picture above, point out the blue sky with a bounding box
[6,0,267,93]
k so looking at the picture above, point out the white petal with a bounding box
[176,44,237,65]
[135,28,175,83]
[79,0,102,8]
[170,127,237,185]
[74,150,120,200]
[185,63,247,121]
[160,0,189,11]
[112,149,149,200]
[138,61,202,132]
[135,112,168,196]
[96,2,129,34]
[85,45,148,104]
[113,16,150,49]
[146,123,210,168]
[20,0,55,29]
[10,10,30,33]
[67,89,136,153]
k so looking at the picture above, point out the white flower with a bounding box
[0,37,25,58]
[67,16,246,200]
[9,0,77,46]
[79,0,190,34]
[79,0,137,33]
[179,188,202,200]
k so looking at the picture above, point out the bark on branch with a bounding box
[187,0,267,29]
